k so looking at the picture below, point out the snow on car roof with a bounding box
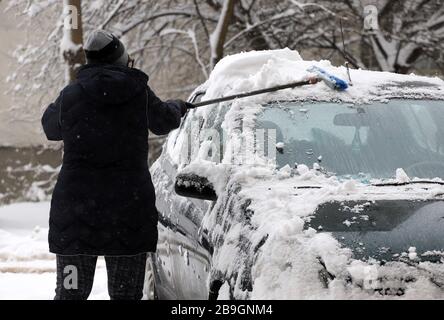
[198,48,444,104]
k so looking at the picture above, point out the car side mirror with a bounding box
[174,173,217,201]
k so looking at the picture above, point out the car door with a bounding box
[152,96,212,299]
[150,155,179,299]
[169,102,229,299]
[169,185,212,299]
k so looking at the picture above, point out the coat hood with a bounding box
[76,64,149,105]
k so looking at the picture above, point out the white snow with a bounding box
[277,164,292,179]
[409,247,418,260]
[90,0,105,10]
[60,31,81,56]
[196,48,444,105]
[343,220,353,227]
[0,202,108,300]
[296,164,310,176]
[396,168,411,183]
[26,4,43,17]
[203,167,444,299]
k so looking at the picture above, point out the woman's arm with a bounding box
[146,86,188,136]
[41,93,63,141]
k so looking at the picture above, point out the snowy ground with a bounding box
[0,202,109,300]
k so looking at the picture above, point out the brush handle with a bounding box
[193,80,311,108]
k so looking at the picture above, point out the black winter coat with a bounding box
[42,64,184,256]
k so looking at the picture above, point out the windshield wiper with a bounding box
[398,257,444,288]
[294,186,322,189]
[373,180,444,187]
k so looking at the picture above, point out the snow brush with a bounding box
[193,66,348,108]
[307,66,349,91]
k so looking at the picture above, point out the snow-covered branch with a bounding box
[209,0,237,68]
[6,0,444,122]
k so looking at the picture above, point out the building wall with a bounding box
[0,2,46,146]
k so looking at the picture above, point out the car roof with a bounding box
[191,49,444,104]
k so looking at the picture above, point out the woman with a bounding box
[42,30,194,300]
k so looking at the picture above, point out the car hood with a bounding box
[308,199,444,262]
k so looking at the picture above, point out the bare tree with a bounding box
[312,0,444,74]
[61,0,85,83]
[5,0,444,138]
[210,0,237,68]
[9,0,444,90]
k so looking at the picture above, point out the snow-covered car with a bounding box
[147,49,444,300]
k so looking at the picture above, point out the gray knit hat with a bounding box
[84,30,129,66]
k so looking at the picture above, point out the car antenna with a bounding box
[340,18,353,86]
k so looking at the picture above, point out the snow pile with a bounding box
[396,168,411,183]
[196,48,444,104]
[0,202,109,299]
[205,48,303,98]
[0,202,53,274]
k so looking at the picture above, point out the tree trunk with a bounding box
[61,0,85,84]
[210,0,237,69]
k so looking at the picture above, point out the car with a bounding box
[146,49,444,300]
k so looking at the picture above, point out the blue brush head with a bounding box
[307,66,348,91]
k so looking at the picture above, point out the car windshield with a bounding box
[256,99,444,180]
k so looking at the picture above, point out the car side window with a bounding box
[167,97,230,166]
[167,92,208,166]
[195,104,229,164]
